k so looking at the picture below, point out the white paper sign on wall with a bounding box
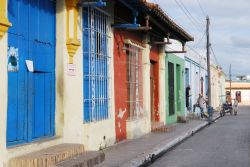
[67,64,76,76]
[25,60,34,72]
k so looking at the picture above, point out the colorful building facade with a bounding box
[0,0,193,166]
[114,30,148,141]
[184,51,208,115]
[226,81,250,104]
[211,64,226,110]
[164,40,187,124]
[166,53,185,124]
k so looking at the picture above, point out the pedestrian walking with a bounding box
[193,94,207,118]
[233,98,238,115]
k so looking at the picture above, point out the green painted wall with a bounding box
[165,54,185,125]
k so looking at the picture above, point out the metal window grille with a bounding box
[126,44,143,119]
[83,7,111,123]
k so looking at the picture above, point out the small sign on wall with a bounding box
[7,46,19,72]
[67,64,76,76]
[25,60,34,72]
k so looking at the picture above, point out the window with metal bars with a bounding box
[126,44,144,120]
[82,7,110,123]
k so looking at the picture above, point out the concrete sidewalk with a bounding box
[97,113,221,167]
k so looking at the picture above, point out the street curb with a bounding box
[121,114,221,167]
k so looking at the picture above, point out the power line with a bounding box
[211,45,221,66]
[196,0,206,17]
[193,30,206,48]
[150,0,208,66]
[152,0,193,34]
[114,0,209,67]
[174,0,201,31]
[186,45,205,58]
[172,0,204,33]
[177,0,204,28]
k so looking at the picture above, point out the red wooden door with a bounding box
[150,62,155,122]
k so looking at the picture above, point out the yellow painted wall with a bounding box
[0,10,8,166]
[57,1,85,145]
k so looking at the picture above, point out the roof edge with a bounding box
[138,0,194,42]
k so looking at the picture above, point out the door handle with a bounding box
[34,39,52,47]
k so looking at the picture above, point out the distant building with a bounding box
[210,65,227,110]
[236,75,247,81]
[226,81,250,104]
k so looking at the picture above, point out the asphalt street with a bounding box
[150,105,250,167]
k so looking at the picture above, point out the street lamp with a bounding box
[65,0,81,64]
[0,0,12,38]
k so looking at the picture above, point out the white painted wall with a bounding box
[167,39,185,59]
[126,36,168,137]
[159,46,166,124]
[0,9,9,165]
[219,73,226,104]
[211,65,219,109]
[210,64,226,110]
[231,89,250,104]
[184,50,207,115]
[57,1,84,145]
[81,3,116,150]
[126,35,151,139]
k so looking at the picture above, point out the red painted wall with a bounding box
[114,29,144,142]
[150,45,160,122]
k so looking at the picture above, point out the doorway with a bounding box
[236,91,241,103]
[168,62,175,116]
[176,64,181,112]
[7,0,56,146]
[150,61,159,122]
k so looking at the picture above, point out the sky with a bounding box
[149,0,250,77]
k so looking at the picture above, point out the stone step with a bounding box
[151,125,175,133]
[177,116,188,123]
[151,121,165,131]
[54,151,105,167]
[9,144,85,167]
[187,112,200,120]
[151,121,176,133]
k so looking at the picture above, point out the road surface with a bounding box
[151,105,250,167]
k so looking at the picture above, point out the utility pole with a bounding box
[229,64,232,95]
[206,16,211,107]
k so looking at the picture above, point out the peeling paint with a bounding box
[118,108,126,119]
[118,122,122,132]
[7,46,19,72]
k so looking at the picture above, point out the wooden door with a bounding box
[7,0,55,146]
